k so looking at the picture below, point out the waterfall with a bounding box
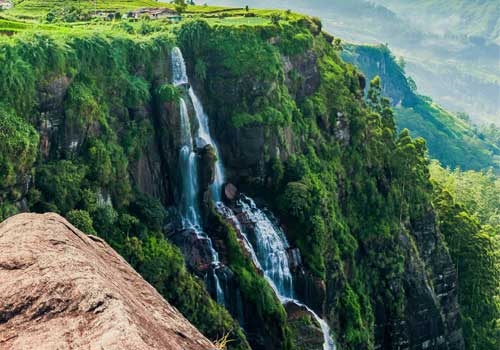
[216,202,262,271]
[189,88,225,202]
[178,98,201,230]
[171,47,225,306]
[172,47,335,349]
[233,195,336,350]
[237,196,294,298]
[171,46,188,86]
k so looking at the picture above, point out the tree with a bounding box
[434,189,500,350]
[407,76,417,92]
[368,76,382,109]
[270,13,281,25]
[397,56,406,72]
[333,38,343,51]
[173,0,187,13]
[66,210,97,235]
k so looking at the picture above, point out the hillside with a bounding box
[0,2,497,350]
[343,43,500,172]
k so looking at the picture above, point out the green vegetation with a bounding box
[175,17,445,348]
[0,106,38,220]
[0,2,498,350]
[430,162,499,350]
[208,205,293,350]
[343,43,500,172]
[0,25,250,349]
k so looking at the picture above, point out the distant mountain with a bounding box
[372,0,500,44]
[343,44,500,172]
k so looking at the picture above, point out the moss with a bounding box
[157,83,180,103]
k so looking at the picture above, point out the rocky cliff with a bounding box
[0,13,467,350]
[0,213,214,350]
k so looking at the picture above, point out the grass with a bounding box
[202,16,269,26]
[0,0,305,35]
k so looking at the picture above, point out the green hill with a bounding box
[343,43,500,172]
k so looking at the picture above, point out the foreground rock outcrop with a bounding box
[0,213,214,350]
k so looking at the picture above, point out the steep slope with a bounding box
[343,43,500,171]
[177,19,464,350]
[0,212,214,350]
[0,5,468,350]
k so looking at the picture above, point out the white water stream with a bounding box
[172,47,335,349]
[172,47,224,305]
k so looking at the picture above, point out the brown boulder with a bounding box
[0,213,214,350]
[224,183,238,201]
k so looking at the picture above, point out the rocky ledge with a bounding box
[0,213,214,350]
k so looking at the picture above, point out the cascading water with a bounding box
[216,203,262,271]
[234,195,336,350]
[178,98,201,229]
[171,46,188,86]
[172,46,335,349]
[189,87,225,202]
[237,196,294,298]
[171,47,224,306]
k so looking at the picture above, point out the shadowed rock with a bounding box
[0,213,214,350]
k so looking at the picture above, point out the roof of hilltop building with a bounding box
[0,0,12,10]
[125,7,181,20]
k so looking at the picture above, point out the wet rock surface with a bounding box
[169,228,216,272]
[285,301,324,350]
[0,213,214,350]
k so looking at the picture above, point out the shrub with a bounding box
[35,160,86,214]
[66,209,97,235]
[157,83,180,102]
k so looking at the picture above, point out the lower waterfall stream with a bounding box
[226,196,336,350]
[172,47,335,349]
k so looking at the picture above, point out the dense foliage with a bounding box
[0,3,498,350]
[175,18,445,349]
[0,29,249,349]
[430,163,500,350]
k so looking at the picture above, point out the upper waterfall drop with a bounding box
[171,46,188,86]
[171,47,225,306]
[189,88,225,202]
[178,97,201,230]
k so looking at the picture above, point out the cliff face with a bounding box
[177,21,464,350]
[0,17,466,350]
[371,213,463,350]
[0,213,214,350]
